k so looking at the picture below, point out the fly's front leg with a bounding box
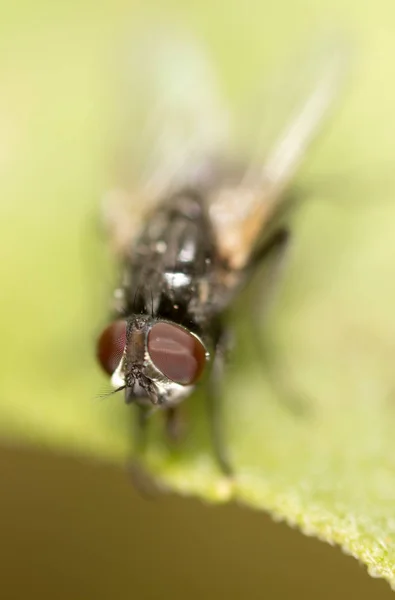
[131,404,186,494]
[207,328,234,477]
[165,406,186,443]
[134,403,151,454]
[248,227,290,286]
[128,404,162,497]
[248,227,308,415]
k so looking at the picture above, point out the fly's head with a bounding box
[96,315,208,406]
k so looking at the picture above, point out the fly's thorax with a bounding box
[101,314,211,406]
[113,191,224,352]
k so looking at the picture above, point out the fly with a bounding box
[96,29,348,475]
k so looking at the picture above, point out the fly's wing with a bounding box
[207,36,350,272]
[102,27,230,257]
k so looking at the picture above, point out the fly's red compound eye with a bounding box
[147,322,206,385]
[96,320,127,375]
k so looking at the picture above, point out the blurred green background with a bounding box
[3,0,395,597]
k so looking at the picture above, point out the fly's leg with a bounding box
[247,227,309,416]
[207,328,234,477]
[130,405,185,495]
[128,404,162,497]
[248,227,290,281]
[134,404,151,454]
[165,406,186,443]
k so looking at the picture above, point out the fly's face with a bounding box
[97,316,209,406]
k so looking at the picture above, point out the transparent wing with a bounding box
[102,26,231,256]
[102,28,349,265]
[207,35,350,270]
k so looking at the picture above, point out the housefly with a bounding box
[96,29,347,475]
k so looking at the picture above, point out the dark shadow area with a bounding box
[0,446,391,600]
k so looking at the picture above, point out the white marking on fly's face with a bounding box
[109,346,192,403]
[110,354,193,405]
[111,357,125,389]
[164,272,191,288]
[153,379,194,406]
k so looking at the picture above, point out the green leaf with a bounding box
[2,0,395,590]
